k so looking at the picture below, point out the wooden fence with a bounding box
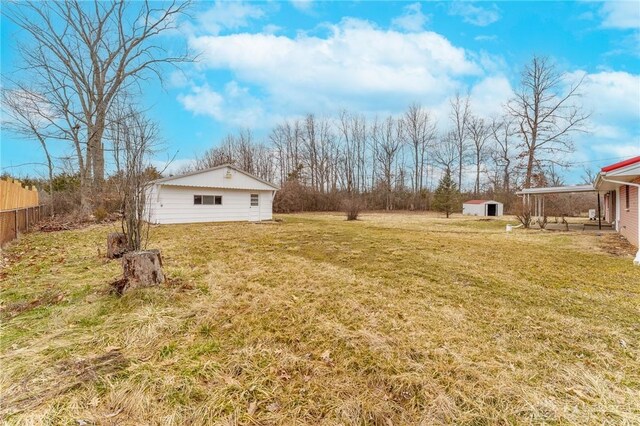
[0,206,43,247]
[0,178,39,210]
[0,179,42,247]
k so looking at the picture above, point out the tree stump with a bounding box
[120,250,164,292]
[107,232,128,259]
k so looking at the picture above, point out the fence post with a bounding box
[14,209,18,239]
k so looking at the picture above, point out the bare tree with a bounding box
[433,131,459,174]
[1,88,57,215]
[401,103,437,201]
[5,0,191,204]
[489,116,516,193]
[466,115,491,196]
[337,110,368,194]
[112,107,160,252]
[507,56,589,188]
[449,93,472,190]
[372,116,402,210]
[196,130,276,182]
[581,167,597,185]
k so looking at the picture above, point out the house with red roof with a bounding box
[517,155,640,265]
[595,156,640,262]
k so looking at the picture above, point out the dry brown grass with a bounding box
[1,213,639,425]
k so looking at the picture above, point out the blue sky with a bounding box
[1,0,639,184]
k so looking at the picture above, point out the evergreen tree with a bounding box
[433,168,459,218]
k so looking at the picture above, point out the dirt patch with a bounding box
[0,292,66,320]
[598,233,637,257]
[38,216,86,232]
[109,277,129,296]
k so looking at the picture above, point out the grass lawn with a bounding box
[1,212,639,425]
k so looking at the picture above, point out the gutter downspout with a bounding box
[600,176,640,266]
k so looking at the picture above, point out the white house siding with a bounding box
[146,185,274,224]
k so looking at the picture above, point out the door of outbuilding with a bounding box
[249,193,260,221]
[487,203,497,216]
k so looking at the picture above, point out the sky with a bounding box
[1,0,639,185]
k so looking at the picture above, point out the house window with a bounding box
[250,194,259,206]
[195,195,222,205]
[625,185,630,210]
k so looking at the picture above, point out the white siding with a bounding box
[146,185,274,224]
[160,166,276,191]
[462,201,503,216]
[463,204,486,216]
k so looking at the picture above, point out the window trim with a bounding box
[194,194,222,206]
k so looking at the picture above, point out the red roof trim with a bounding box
[464,199,489,204]
[601,156,640,173]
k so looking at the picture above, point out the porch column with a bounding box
[597,192,601,230]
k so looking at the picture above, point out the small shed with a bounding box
[145,164,279,224]
[462,199,503,217]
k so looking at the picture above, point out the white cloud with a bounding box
[291,0,313,12]
[474,35,497,42]
[391,3,430,33]
[177,81,269,128]
[177,84,224,119]
[569,71,640,127]
[567,70,640,165]
[600,1,640,30]
[591,143,640,158]
[168,70,189,88]
[262,24,282,34]
[449,2,501,27]
[187,18,484,123]
[469,75,513,118]
[196,1,266,35]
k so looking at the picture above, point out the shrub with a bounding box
[343,196,362,221]
[515,203,533,228]
[93,206,108,222]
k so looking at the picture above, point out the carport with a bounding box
[515,184,609,230]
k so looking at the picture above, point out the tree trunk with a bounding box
[121,249,164,291]
[107,232,128,259]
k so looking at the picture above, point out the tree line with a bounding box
[1,0,589,216]
[188,56,588,213]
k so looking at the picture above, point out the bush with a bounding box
[343,197,362,221]
[515,203,533,228]
[93,206,108,222]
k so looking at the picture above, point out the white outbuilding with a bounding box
[145,164,278,224]
[462,199,503,217]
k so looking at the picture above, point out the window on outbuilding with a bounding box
[195,195,223,205]
[250,194,259,206]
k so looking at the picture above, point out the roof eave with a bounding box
[149,163,279,190]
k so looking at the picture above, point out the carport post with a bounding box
[597,192,601,230]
